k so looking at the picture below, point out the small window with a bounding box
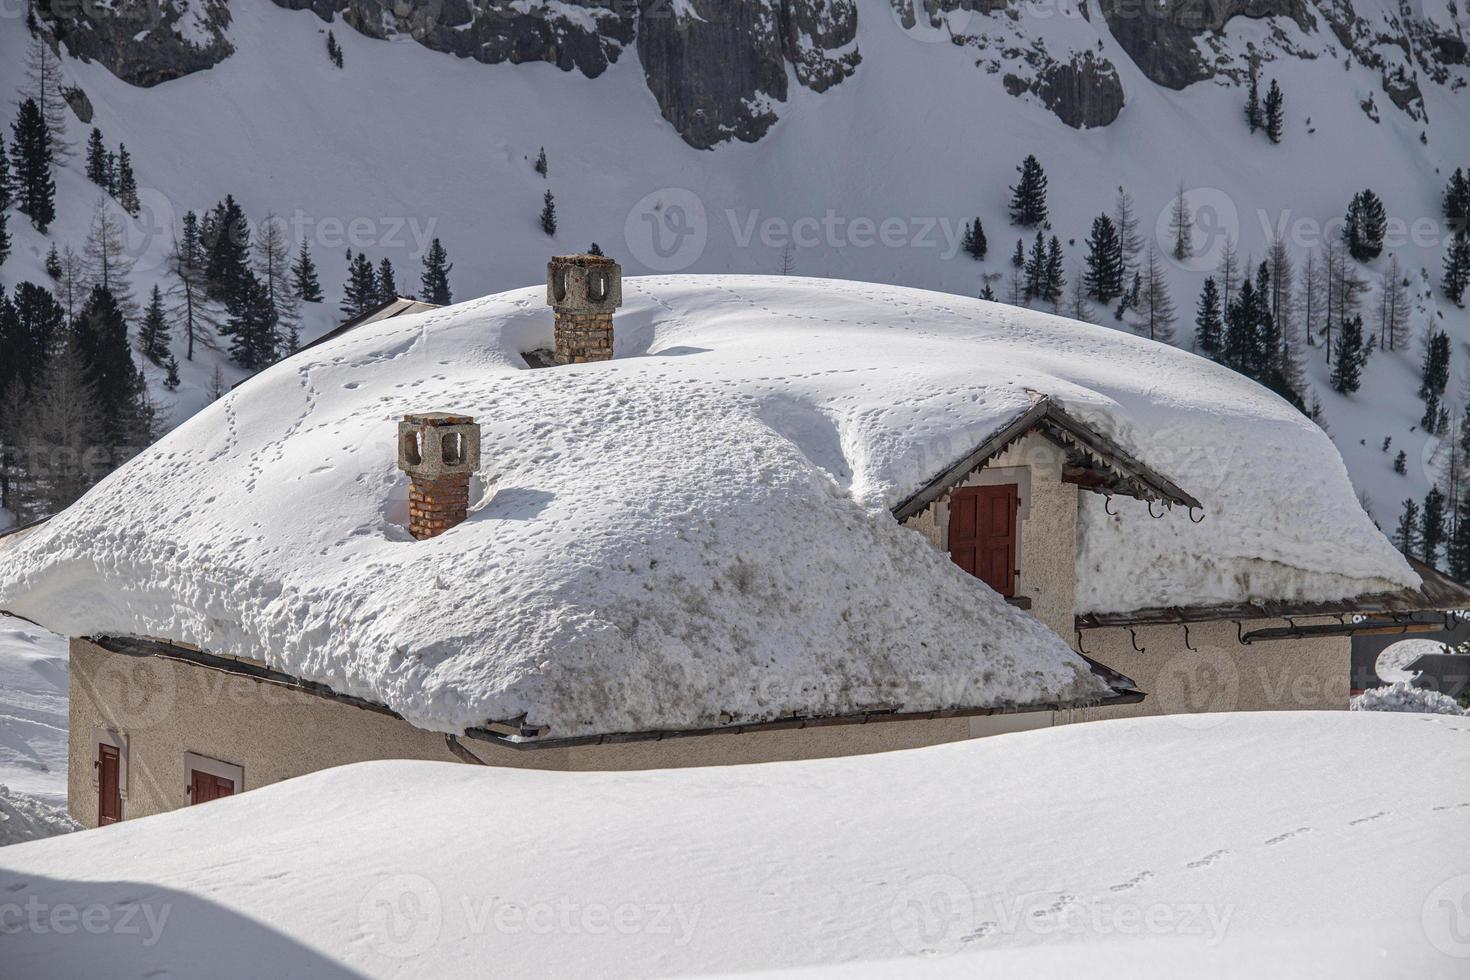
[949,484,1019,597]
[185,752,243,807]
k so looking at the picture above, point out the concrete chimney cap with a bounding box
[547,254,622,314]
[398,414,481,480]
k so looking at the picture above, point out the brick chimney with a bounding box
[547,254,622,364]
[397,413,481,540]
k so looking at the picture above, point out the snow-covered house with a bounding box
[2,260,1465,828]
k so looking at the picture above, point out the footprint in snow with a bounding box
[1187,850,1231,869]
[1109,871,1155,892]
[961,922,997,943]
[1265,828,1312,845]
[1432,802,1470,811]
[1031,893,1078,918]
[1348,812,1388,826]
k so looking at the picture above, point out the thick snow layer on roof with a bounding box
[0,278,1412,734]
[3,713,1467,977]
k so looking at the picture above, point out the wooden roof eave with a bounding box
[891,396,1201,522]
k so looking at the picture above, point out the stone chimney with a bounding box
[397,413,481,540]
[547,254,622,364]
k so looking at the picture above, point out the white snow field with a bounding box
[0,712,1466,978]
[0,615,69,809]
[0,278,1416,738]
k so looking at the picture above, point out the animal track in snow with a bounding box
[1187,850,1231,869]
[1109,871,1155,892]
[1348,811,1388,826]
[1265,828,1312,845]
[1031,893,1078,918]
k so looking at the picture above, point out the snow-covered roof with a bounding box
[0,277,1415,737]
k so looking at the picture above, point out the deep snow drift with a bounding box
[0,278,1416,736]
[0,615,70,808]
[1,712,1466,978]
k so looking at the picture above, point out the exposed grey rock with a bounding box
[1098,0,1314,90]
[41,1,234,88]
[62,85,93,125]
[1037,52,1124,129]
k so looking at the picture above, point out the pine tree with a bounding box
[420,238,453,305]
[961,218,987,260]
[1169,182,1193,261]
[1267,235,1295,344]
[1138,242,1177,343]
[376,257,398,304]
[291,241,323,302]
[1245,57,1261,133]
[341,250,379,319]
[167,211,217,362]
[85,128,107,186]
[254,213,299,350]
[55,245,84,321]
[540,190,557,235]
[979,283,996,301]
[1114,185,1142,273]
[1419,329,1451,401]
[203,196,253,306]
[1444,168,1470,236]
[9,282,64,394]
[326,31,343,69]
[534,147,547,178]
[1263,79,1284,143]
[137,284,170,365]
[103,149,116,196]
[221,272,279,371]
[44,243,61,279]
[15,339,103,518]
[1194,277,1223,356]
[114,144,139,216]
[588,242,604,256]
[1330,314,1366,394]
[11,99,55,233]
[72,285,152,463]
[1422,486,1447,564]
[163,354,180,391]
[82,198,136,317]
[1023,230,1047,301]
[21,34,70,163]
[1394,450,1408,475]
[1377,255,1407,351]
[1083,213,1123,303]
[1444,233,1470,306]
[1394,498,1421,556]
[1299,248,1324,347]
[1343,189,1387,261]
[1450,490,1470,580]
[1007,155,1048,227]
[1010,237,1025,269]
[1042,236,1065,305]
[1220,237,1240,312]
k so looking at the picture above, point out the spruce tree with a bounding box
[72,285,152,463]
[1169,182,1192,261]
[163,354,180,391]
[1419,329,1451,401]
[961,218,987,260]
[104,149,116,196]
[1010,237,1025,268]
[221,272,279,371]
[420,238,453,305]
[11,282,65,393]
[1007,154,1048,227]
[326,31,343,69]
[15,339,103,518]
[1443,233,1470,306]
[1263,79,1284,143]
[1394,450,1407,475]
[291,241,323,302]
[1394,498,1421,556]
[203,196,253,306]
[376,257,399,304]
[1444,168,1470,235]
[1422,486,1447,564]
[1450,490,1470,580]
[341,250,379,318]
[1084,214,1123,302]
[45,244,61,280]
[534,147,548,177]
[1023,230,1047,301]
[11,99,55,233]
[1343,189,1387,261]
[115,144,139,216]
[1245,59,1261,132]
[1194,277,1223,356]
[1043,236,1065,306]
[979,283,996,301]
[540,190,557,235]
[137,284,170,365]
[167,210,217,362]
[85,128,107,186]
[1330,314,1366,394]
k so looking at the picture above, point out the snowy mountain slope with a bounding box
[0,615,68,809]
[1,712,1467,977]
[1,0,1467,513]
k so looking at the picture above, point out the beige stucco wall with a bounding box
[67,638,997,828]
[1071,618,1351,721]
[902,432,1078,637]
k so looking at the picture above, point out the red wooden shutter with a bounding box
[949,485,1018,597]
[190,769,235,805]
[98,744,121,825]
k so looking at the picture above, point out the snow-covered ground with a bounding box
[0,712,1466,977]
[0,615,69,809]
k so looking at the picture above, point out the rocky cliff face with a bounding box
[37,0,1466,145]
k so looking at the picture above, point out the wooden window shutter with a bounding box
[98,744,121,825]
[949,484,1018,597]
